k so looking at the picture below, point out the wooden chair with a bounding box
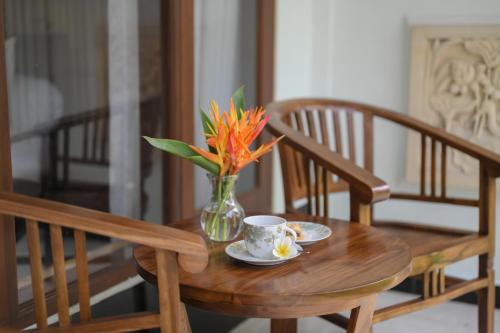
[0,191,208,332]
[267,98,498,333]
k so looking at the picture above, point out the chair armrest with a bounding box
[268,114,390,204]
[0,191,208,273]
[368,105,500,176]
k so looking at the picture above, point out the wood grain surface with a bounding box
[134,213,412,319]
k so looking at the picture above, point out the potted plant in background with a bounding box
[144,87,283,241]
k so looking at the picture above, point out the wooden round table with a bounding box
[134,214,411,333]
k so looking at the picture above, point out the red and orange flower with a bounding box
[190,99,283,176]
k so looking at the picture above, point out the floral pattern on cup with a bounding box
[243,215,296,259]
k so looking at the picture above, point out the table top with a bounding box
[134,213,412,318]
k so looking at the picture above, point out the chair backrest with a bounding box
[0,191,208,333]
[267,99,376,215]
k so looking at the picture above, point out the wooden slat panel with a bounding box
[50,225,70,326]
[346,111,356,162]
[431,139,436,197]
[74,230,91,322]
[420,134,426,196]
[156,249,180,333]
[26,220,48,329]
[441,143,447,198]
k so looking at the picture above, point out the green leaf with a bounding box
[142,136,219,175]
[232,85,245,120]
[199,108,217,154]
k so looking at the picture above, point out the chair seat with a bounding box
[372,221,488,275]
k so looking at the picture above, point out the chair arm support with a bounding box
[0,191,208,273]
[268,115,390,204]
[368,106,500,176]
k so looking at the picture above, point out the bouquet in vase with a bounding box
[143,87,283,241]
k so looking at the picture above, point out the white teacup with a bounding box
[243,215,297,259]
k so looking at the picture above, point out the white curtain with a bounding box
[194,0,257,208]
[108,0,141,219]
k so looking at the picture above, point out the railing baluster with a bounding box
[26,220,48,329]
[74,230,91,322]
[50,225,70,326]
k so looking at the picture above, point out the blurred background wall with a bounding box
[273,0,500,284]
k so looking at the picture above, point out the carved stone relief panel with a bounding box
[406,25,500,189]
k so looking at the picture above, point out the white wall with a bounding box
[274,0,500,283]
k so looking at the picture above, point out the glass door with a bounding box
[3,0,168,325]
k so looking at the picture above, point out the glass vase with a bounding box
[200,174,245,242]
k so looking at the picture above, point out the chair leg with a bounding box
[347,295,377,333]
[478,269,495,333]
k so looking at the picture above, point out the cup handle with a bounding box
[284,226,297,243]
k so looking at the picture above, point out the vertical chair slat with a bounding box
[156,249,181,333]
[50,225,70,326]
[323,168,329,217]
[63,128,70,184]
[332,111,343,156]
[74,230,91,322]
[420,134,426,196]
[314,163,321,216]
[92,115,99,161]
[292,112,306,188]
[422,271,430,299]
[100,115,108,162]
[303,157,312,215]
[363,113,374,172]
[346,111,356,162]
[431,269,438,297]
[441,143,447,198]
[439,267,445,294]
[83,120,89,160]
[431,139,436,197]
[306,110,318,141]
[319,110,330,148]
[26,220,48,329]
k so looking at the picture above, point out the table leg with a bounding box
[347,295,377,333]
[271,318,297,333]
[180,303,191,333]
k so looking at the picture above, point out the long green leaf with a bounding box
[143,136,219,175]
[199,107,217,154]
[232,85,245,120]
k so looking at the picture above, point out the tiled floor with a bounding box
[231,291,500,333]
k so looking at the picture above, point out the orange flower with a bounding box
[190,98,283,176]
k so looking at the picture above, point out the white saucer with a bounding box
[287,221,332,245]
[225,240,301,266]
